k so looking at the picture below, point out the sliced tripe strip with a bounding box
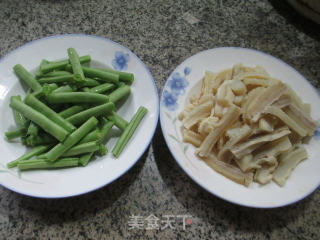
[197,105,241,157]
[283,85,309,114]
[230,126,291,159]
[183,129,205,147]
[231,79,247,95]
[218,124,252,162]
[286,103,318,136]
[254,156,278,184]
[237,136,292,172]
[273,146,308,186]
[246,82,287,122]
[198,116,220,135]
[233,95,244,106]
[214,102,224,118]
[201,71,217,96]
[259,117,275,133]
[242,78,277,87]
[216,80,235,106]
[182,100,213,129]
[203,153,253,187]
[178,104,195,120]
[242,87,264,115]
[272,94,291,109]
[231,63,243,78]
[265,106,308,137]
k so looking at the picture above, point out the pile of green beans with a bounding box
[5,48,147,171]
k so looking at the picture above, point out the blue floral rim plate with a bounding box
[160,47,320,208]
[0,34,159,198]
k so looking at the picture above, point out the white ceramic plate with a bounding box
[0,34,159,198]
[160,47,320,208]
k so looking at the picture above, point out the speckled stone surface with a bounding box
[0,0,319,239]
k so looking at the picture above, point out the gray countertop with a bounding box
[0,0,319,239]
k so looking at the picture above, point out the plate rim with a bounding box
[160,46,320,208]
[0,33,160,199]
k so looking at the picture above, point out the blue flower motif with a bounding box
[112,51,130,71]
[314,120,320,140]
[184,67,191,75]
[168,72,189,96]
[163,90,178,111]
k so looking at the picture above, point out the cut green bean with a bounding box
[82,87,91,92]
[108,85,131,103]
[100,118,114,142]
[107,111,128,131]
[79,152,94,166]
[47,92,109,104]
[11,96,29,128]
[58,105,85,118]
[27,122,39,136]
[44,117,98,162]
[79,128,101,144]
[40,55,91,74]
[66,102,115,125]
[88,83,115,94]
[5,127,26,141]
[76,78,100,88]
[7,145,51,168]
[62,141,99,157]
[18,157,79,171]
[97,144,108,156]
[38,75,75,84]
[82,66,119,84]
[112,106,148,157]
[10,97,69,142]
[35,59,50,78]
[25,134,57,147]
[41,71,72,78]
[42,83,59,96]
[25,94,76,133]
[68,48,85,82]
[95,67,134,84]
[13,64,42,92]
[53,85,75,93]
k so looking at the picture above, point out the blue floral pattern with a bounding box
[163,90,178,111]
[162,67,191,111]
[314,120,320,139]
[112,51,130,71]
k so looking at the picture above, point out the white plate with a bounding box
[0,34,159,198]
[160,47,320,208]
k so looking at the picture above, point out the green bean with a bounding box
[44,117,98,162]
[112,106,147,157]
[52,85,75,93]
[79,128,101,144]
[47,92,109,104]
[62,141,99,157]
[5,127,26,141]
[66,102,115,125]
[79,152,94,166]
[76,78,100,87]
[13,64,42,92]
[68,48,85,82]
[27,122,39,136]
[41,71,72,78]
[88,83,115,94]
[97,144,108,156]
[108,85,131,103]
[40,55,91,74]
[58,105,85,118]
[42,83,59,96]
[38,75,75,84]
[10,97,69,142]
[7,145,51,168]
[82,87,91,92]
[100,118,114,142]
[25,134,57,147]
[18,157,79,171]
[94,68,134,84]
[107,111,128,131]
[11,96,29,128]
[24,94,76,133]
[82,66,119,84]
[35,59,50,78]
